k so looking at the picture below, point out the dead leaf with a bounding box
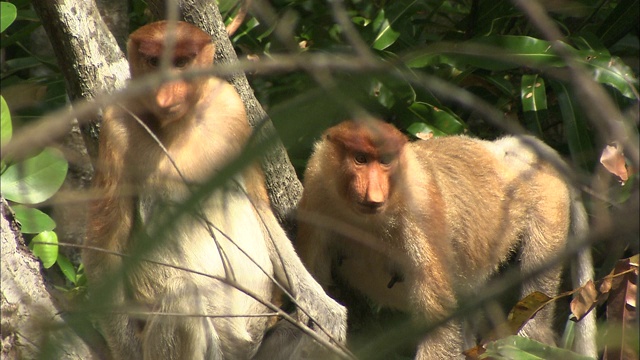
[416,132,434,140]
[604,256,639,360]
[506,291,553,334]
[463,344,485,360]
[570,280,598,321]
[600,275,613,294]
[600,143,629,183]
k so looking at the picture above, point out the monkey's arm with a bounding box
[256,204,347,347]
[294,218,334,289]
[83,111,140,359]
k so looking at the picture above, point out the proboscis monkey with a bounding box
[84,21,346,360]
[296,119,596,359]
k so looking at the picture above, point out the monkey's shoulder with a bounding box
[407,135,498,166]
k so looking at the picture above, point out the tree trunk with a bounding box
[33,0,303,233]
[1,2,305,358]
[32,0,130,159]
[148,0,303,232]
[1,198,105,360]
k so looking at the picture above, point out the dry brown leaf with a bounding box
[600,274,614,294]
[506,291,553,334]
[416,131,434,140]
[570,280,598,321]
[604,256,639,360]
[600,142,629,183]
[463,344,485,360]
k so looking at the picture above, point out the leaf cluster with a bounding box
[1,1,83,290]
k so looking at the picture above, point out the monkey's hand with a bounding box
[257,205,348,353]
[296,284,348,345]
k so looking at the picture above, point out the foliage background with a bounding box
[1,0,638,359]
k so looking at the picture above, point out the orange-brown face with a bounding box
[139,71,196,125]
[326,120,407,214]
[127,21,215,126]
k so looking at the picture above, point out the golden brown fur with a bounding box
[296,119,595,359]
[84,21,346,360]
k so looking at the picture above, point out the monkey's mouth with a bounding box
[356,202,384,214]
[159,104,183,114]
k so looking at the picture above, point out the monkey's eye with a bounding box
[379,154,394,166]
[354,153,367,164]
[147,56,160,67]
[173,57,190,68]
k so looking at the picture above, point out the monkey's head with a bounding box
[325,119,407,214]
[127,21,215,125]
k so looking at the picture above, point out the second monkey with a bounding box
[295,119,595,359]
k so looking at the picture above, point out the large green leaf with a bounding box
[521,74,547,112]
[469,36,575,70]
[521,74,548,137]
[1,148,68,204]
[596,0,639,47]
[407,35,638,98]
[31,230,58,269]
[406,122,446,138]
[549,80,594,170]
[569,32,609,55]
[372,9,400,50]
[12,204,56,233]
[407,36,569,70]
[483,335,594,360]
[580,55,638,99]
[0,2,17,33]
[56,253,77,285]
[407,102,466,136]
[1,95,11,149]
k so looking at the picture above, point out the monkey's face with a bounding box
[144,78,195,125]
[127,27,216,127]
[343,151,398,214]
[325,120,407,215]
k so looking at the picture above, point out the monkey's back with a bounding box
[409,135,570,292]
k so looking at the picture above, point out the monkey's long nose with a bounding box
[156,81,187,109]
[365,167,387,205]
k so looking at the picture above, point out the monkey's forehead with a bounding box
[129,21,212,57]
[326,120,407,155]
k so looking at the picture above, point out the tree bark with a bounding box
[33,0,302,234]
[1,3,304,357]
[1,198,103,360]
[32,0,130,159]
[148,0,303,233]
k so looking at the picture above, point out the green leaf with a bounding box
[1,147,68,204]
[569,32,609,55]
[1,95,11,148]
[352,16,370,27]
[12,204,56,233]
[580,55,638,99]
[405,36,567,70]
[372,10,400,50]
[560,315,576,350]
[0,2,17,33]
[468,36,566,70]
[549,80,594,170]
[406,122,446,138]
[407,35,638,98]
[31,230,58,269]
[56,253,77,285]
[482,74,515,97]
[483,335,594,360]
[521,74,548,112]
[408,102,466,135]
[596,0,640,47]
[75,264,87,287]
[523,110,547,138]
